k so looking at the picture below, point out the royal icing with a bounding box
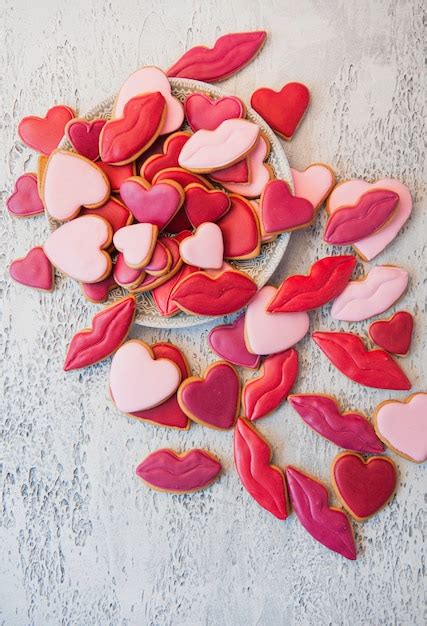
[44,215,112,283]
[7,173,44,218]
[43,150,110,221]
[136,449,221,492]
[152,166,213,190]
[375,393,427,463]
[184,184,230,228]
[209,158,250,184]
[97,161,135,192]
[179,222,224,270]
[251,83,310,140]
[113,66,184,134]
[234,417,288,519]
[291,164,336,210]
[208,315,260,369]
[312,331,411,390]
[331,265,409,322]
[10,246,54,292]
[217,194,261,259]
[185,93,245,131]
[18,105,75,155]
[65,118,106,161]
[244,286,309,355]
[178,119,259,172]
[327,179,412,260]
[109,340,181,413]
[120,177,184,229]
[140,132,190,184]
[289,394,384,454]
[81,272,117,303]
[220,135,272,198]
[113,223,158,268]
[368,311,414,356]
[260,179,315,234]
[331,453,397,521]
[144,240,171,276]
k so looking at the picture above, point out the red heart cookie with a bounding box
[217,194,261,259]
[152,166,213,190]
[65,118,106,161]
[140,132,191,184]
[10,246,54,292]
[97,161,135,192]
[178,361,240,429]
[260,179,315,235]
[184,184,231,227]
[331,452,397,521]
[208,314,260,369]
[81,196,133,234]
[251,83,310,140]
[369,311,414,356]
[6,173,44,218]
[18,105,75,155]
[120,177,184,230]
[185,93,245,131]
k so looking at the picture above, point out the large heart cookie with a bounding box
[43,215,112,283]
[110,340,181,413]
[42,150,110,221]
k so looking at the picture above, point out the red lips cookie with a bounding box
[368,311,414,356]
[217,194,261,259]
[10,246,54,292]
[65,118,106,161]
[6,173,44,218]
[184,184,231,227]
[259,179,315,235]
[331,452,397,521]
[18,105,75,155]
[185,93,245,131]
[120,176,184,229]
[251,83,310,140]
[178,361,240,430]
[140,132,191,184]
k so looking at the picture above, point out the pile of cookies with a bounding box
[8,31,425,561]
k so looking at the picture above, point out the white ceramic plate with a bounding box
[53,78,292,328]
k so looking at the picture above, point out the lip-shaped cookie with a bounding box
[291,164,336,210]
[327,178,412,260]
[331,452,397,521]
[63,295,136,371]
[259,179,315,234]
[217,194,261,259]
[42,149,110,221]
[243,349,299,421]
[179,222,224,270]
[178,118,259,173]
[374,393,427,463]
[113,66,184,134]
[184,184,230,227]
[166,31,267,82]
[208,315,260,369]
[43,215,112,283]
[185,93,245,131]
[285,466,356,560]
[289,394,384,454]
[251,82,310,140]
[136,449,221,492]
[368,311,414,355]
[244,286,309,355]
[234,417,288,519]
[65,118,106,161]
[18,105,75,155]
[178,361,240,429]
[140,132,190,183]
[6,173,44,218]
[120,177,184,229]
[220,135,272,198]
[10,246,54,292]
[267,255,357,313]
[312,331,411,390]
[331,265,409,322]
[110,339,181,413]
[113,223,158,269]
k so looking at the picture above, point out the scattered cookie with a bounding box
[113,223,158,269]
[208,315,260,369]
[120,176,184,229]
[179,222,224,270]
[80,272,118,303]
[18,105,75,155]
[65,117,106,161]
[184,184,230,227]
[374,393,427,463]
[251,82,310,140]
[6,173,44,218]
[259,179,315,235]
[10,246,54,292]
[185,93,245,131]
[291,164,336,209]
[368,311,414,356]
[217,193,261,259]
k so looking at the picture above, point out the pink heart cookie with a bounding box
[43,215,112,283]
[113,223,158,269]
[221,135,272,198]
[42,150,110,221]
[244,285,309,355]
[113,66,184,134]
[179,222,224,269]
[208,315,260,369]
[327,178,412,260]
[291,164,336,210]
[6,173,44,218]
[184,93,245,131]
[178,118,259,173]
[120,177,184,229]
[65,118,106,161]
[10,246,54,291]
[110,339,181,413]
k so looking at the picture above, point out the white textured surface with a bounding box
[1,1,425,625]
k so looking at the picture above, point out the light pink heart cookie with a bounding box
[221,135,272,198]
[113,223,158,269]
[110,339,181,413]
[244,285,309,355]
[327,178,412,260]
[113,66,184,134]
[43,215,112,283]
[179,222,224,269]
[291,164,336,210]
[178,118,259,173]
[374,393,427,463]
[42,150,110,221]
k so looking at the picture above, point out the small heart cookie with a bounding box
[6,173,44,218]
[65,118,106,161]
[120,177,184,229]
[179,222,224,269]
[251,83,310,140]
[291,164,336,210]
[10,246,54,292]
[369,311,414,355]
[208,315,260,369]
[184,184,230,227]
[113,223,158,269]
[185,93,245,131]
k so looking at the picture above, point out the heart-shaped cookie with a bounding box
[42,150,110,221]
[81,272,117,303]
[291,164,336,210]
[43,215,112,283]
[144,240,172,276]
[6,173,44,218]
[179,222,224,269]
[217,194,261,259]
[140,132,191,184]
[251,83,310,140]
[98,161,135,192]
[244,286,309,355]
[10,246,54,292]
[113,223,158,269]
[221,135,272,198]
[65,118,106,161]
[369,311,414,355]
[18,105,75,155]
[185,93,245,131]
[209,158,250,184]
[184,184,230,227]
[110,340,182,413]
[120,177,184,229]
[259,179,315,235]
[81,196,132,234]
[331,452,397,521]
[178,361,240,429]
[208,314,260,369]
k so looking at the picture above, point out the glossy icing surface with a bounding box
[217,194,260,259]
[120,178,183,229]
[369,311,414,355]
[291,164,335,209]
[18,105,74,155]
[179,222,224,269]
[251,83,310,139]
[113,223,157,268]
[260,179,314,234]
[185,93,244,131]
[66,118,106,161]
[184,185,230,227]
[375,394,427,463]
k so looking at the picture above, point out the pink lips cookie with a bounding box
[10,246,54,292]
[185,93,245,131]
[6,173,44,218]
[208,315,260,369]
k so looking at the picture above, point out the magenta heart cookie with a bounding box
[120,177,184,230]
[10,246,54,291]
[259,179,315,235]
[6,173,44,218]
[208,315,260,369]
[184,93,245,131]
[65,118,106,161]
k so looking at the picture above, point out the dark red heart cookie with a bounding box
[65,118,106,161]
[369,311,414,356]
[184,184,231,227]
